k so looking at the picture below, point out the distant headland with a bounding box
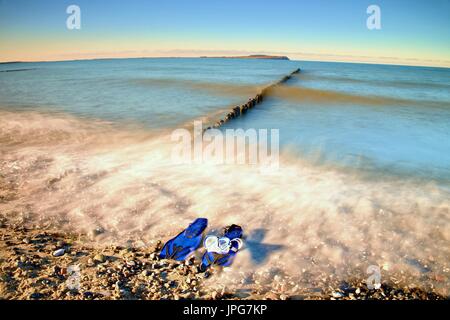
[200,55,290,61]
[0,56,291,64]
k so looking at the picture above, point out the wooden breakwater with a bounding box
[204,68,300,131]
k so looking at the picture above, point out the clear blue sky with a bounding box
[0,0,449,66]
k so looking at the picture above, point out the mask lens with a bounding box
[218,237,231,251]
[204,236,217,250]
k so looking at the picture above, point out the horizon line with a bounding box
[1,55,449,70]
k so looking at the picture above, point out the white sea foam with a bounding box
[1,110,449,295]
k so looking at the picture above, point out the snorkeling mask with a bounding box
[204,235,243,254]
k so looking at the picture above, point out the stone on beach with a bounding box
[53,248,65,257]
[93,254,106,263]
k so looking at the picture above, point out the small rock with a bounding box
[30,292,43,300]
[53,248,65,257]
[332,291,344,298]
[94,254,106,263]
[265,292,279,300]
[91,227,104,237]
[83,291,94,299]
[60,267,67,275]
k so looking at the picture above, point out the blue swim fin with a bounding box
[159,218,208,261]
[200,224,243,271]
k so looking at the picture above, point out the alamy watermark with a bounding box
[66,264,81,290]
[171,121,280,172]
[366,265,382,289]
[367,5,381,30]
[66,5,81,30]
[65,5,380,31]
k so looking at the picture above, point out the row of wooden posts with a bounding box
[204,68,300,131]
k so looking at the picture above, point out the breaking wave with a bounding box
[266,84,450,108]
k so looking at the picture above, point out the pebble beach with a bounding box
[0,218,446,300]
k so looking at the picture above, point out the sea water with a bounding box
[1,58,449,295]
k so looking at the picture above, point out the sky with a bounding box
[0,0,449,67]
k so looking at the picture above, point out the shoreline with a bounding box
[1,57,448,70]
[0,220,446,300]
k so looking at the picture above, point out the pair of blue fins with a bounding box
[159,218,243,271]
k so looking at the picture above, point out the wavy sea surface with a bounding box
[0,58,449,295]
